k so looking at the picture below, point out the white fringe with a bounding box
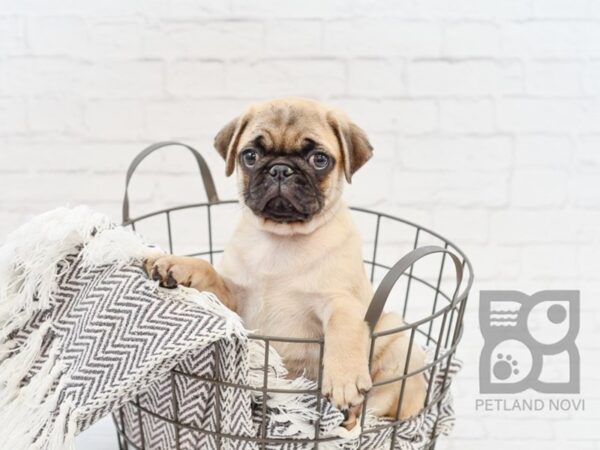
[0,341,68,450]
[80,226,159,269]
[0,321,52,407]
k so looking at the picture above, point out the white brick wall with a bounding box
[1,1,599,449]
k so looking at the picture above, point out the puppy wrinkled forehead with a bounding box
[244,103,333,154]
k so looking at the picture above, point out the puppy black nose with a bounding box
[268,164,294,180]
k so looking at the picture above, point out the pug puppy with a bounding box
[146,98,426,427]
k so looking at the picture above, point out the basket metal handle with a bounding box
[122,141,220,223]
[364,245,464,331]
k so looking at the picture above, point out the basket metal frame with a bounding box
[112,142,474,450]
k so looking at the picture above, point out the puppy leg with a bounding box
[367,312,426,420]
[320,299,372,428]
[144,254,236,312]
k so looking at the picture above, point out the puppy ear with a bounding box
[327,111,373,183]
[214,114,250,176]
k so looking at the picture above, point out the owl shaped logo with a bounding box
[479,290,580,394]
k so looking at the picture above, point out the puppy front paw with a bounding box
[322,360,372,413]
[144,254,203,289]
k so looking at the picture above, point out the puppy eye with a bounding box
[241,149,258,168]
[308,152,330,170]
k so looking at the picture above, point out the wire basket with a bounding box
[112,142,474,450]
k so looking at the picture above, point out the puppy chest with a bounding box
[238,284,322,336]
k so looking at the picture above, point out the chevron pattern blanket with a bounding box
[0,206,459,450]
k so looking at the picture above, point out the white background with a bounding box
[1,1,599,449]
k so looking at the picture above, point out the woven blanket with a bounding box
[0,206,460,450]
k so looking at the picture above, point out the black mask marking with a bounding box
[242,148,334,223]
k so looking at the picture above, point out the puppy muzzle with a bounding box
[244,160,324,224]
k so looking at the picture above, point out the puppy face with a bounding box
[238,136,333,223]
[214,98,373,233]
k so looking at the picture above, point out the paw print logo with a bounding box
[479,290,579,394]
[493,354,519,380]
